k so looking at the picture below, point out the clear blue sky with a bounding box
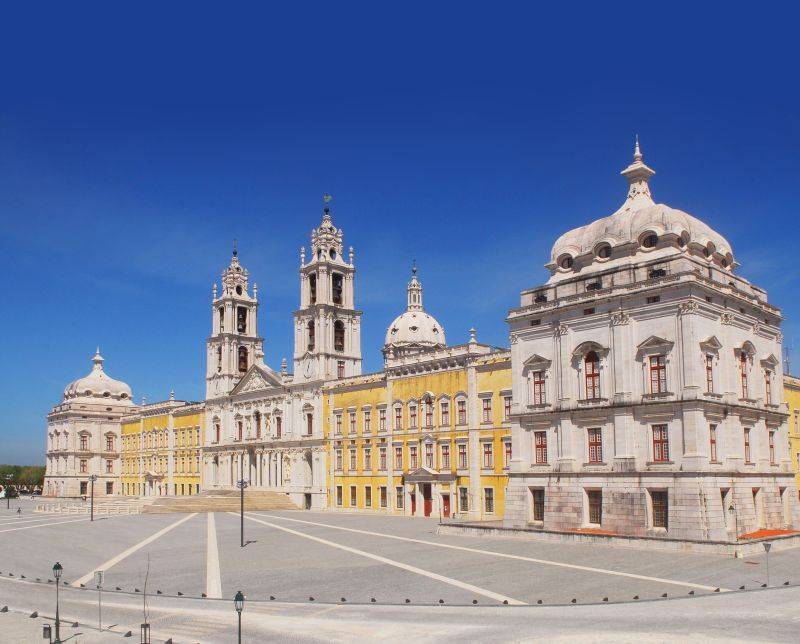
[1,4,798,464]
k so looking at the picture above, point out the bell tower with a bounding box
[293,196,362,383]
[206,243,264,398]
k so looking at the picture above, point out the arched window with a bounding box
[740,352,749,399]
[332,273,343,305]
[307,320,315,351]
[238,346,248,373]
[217,346,222,373]
[218,306,225,333]
[585,351,600,399]
[309,273,317,304]
[334,320,345,352]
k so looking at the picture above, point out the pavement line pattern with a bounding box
[0,517,91,533]
[206,512,222,598]
[71,513,198,587]
[237,513,526,605]
[253,513,728,593]
[0,516,82,526]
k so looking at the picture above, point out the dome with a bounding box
[550,139,734,270]
[63,349,133,404]
[383,264,446,356]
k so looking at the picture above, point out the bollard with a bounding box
[537,600,542,605]
[661,593,667,598]
[602,597,608,602]
[30,611,38,618]
[738,586,745,590]
[570,599,576,604]
[340,598,346,603]
[405,599,410,604]
[689,590,695,595]
[633,595,639,600]
[472,600,478,605]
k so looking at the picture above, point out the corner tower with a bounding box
[206,244,264,398]
[293,197,362,382]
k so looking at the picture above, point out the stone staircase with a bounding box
[142,489,299,514]
[36,497,151,515]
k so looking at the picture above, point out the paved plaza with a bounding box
[2,498,800,641]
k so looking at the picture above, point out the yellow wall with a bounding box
[786,375,800,488]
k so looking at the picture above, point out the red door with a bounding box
[410,491,416,515]
[423,484,432,517]
[442,494,451,518]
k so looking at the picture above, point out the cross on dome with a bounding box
[407,261,423,311]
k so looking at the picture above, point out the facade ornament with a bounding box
[300,246,306,266]
[554,323,569,336]
[776,331,784,342]
[720,312,734,325]
[212,283,217,299]
[349,246,354,265]
[281,358,288,375]
[469,327,477,344]
[240,372,268,393]
[678,300,699,316]
[752,322,761,335]
[510,334,519,345]
[610,308,629,326]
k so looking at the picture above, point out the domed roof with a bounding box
[63,349,133,405]
[384,264,446,354]
[550,139,733,269]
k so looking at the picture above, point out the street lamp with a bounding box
[234,590,245,644]
[763,541,772,586]
[236,479,249,547]
[5,474,12,509]
[52,562,62,644]
[728,504,739,558]
[89,475,98,522]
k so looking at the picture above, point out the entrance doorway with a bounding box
[304,493,312,510]
[422,484,432,517]
[442,493,451,518]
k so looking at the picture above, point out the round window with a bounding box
[560,256,574,269]
[642,234,658,248]
[596,244,612,259]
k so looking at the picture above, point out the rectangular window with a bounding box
[276,416,282,438]
[106,435,114,451]
[409,405,417,428]
[106,459,113,474]
[504,441,512,467]
[585,355,601,399]
[459,487,469,512]
[652,425,670,462]
[705,354,714,393]
[441,444,450,469]
[80,435,88,451]
[364,410,371,433]
[457,443,468,469]
[532,488,545,522]
[335,413,343,434]
[349,485,357,507]
[424,443,433,468]
[534,431,548,464]
[349,412,356,434]
[482,398,492,423]
[365,486,372,507]
[769,430,776,465]
[709,424,718,462]
[503,395,512,421]
[649,355,667,394]
[80,481,88,495]
[457,400,467,425]
[740,354,749,399]
[106,482,113,495]
[484,488,495,514]
[80,459,87,473]
[651,491,668,528]
[349,448,357,471]
[396,486,404,509]
[482,442,493,468]
[765,370,772,405]
[379,446,386,470]
[364,447,372,470]
[425,401,433,427]
[532,371,546,405]
[380,486,387,508]
[744,428,752,463]
[306,413,313,436]
[409,445,418,469]
[440,401,450,426]
[587,490,602,524]
[335,449,343,470]
[395,446,403,469]
[587,428,603,463]
[337,360,345,379]
[379,409,387,431]
[394,407,402,430]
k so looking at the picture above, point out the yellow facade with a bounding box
[120,400,205,497]
[786,374,800,489]
[324,346,512,519]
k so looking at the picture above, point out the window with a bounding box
[237,420,243,441]
[332,273,343,305]
[106,459,113,474]
[307,320,315,351]
[769,430,776,465]
[380,486,387,508]
[80,481,88,495]
[309,273,317,304]
[484,488,495,514]
[218,306,225,333]
[394,406,402,430]
[476,397,489,423]
[238,346,248,373]
[106,435,114,451]
[334,320,345,351]
[649,355,667,394]
[364,410,371,433]
[765,370,772,405]
[744,428,752,463]
[337,360,345,379]
[459,487,469,512]
[740,353,749,398]
[276,416,282,438]
[394,446,403,469]
[379,446,387,470]
[214,423,221,443]
[709,424,718,463]
[306,413,313,436]
[705,354,714,393]
[482,442,493,468]
[349,448,357,471]
[349,485,357,507]
[396,486,404,509]
[531,488,544,521]
[335,413,343,434]
[441,444,450,469]
[364,447,372,470]
[440,401,450,426]
[365,486,372,507]
[587,428,602,463]
[651,491,668,528]
[106,482,113,495]
[652,425,669,462]
[504,441,512,467]
[79,459,88,473]
[424,443,433,468]
[585,351,600,399]
[587,490,602,525]
[217,346,222,372]
[647,295,661,304]
[379,409,386,431]
[534,431,548,464]
[409,404,417,428]
[254,412,262,439]
[80,435,89,451]
[457,443,468,469]
[237,306,247,333]
[349,412,356,434]
[425,401,433,427]
[531,371,546,405]
[457,400,467,425]
[503,395,512,420]
[409,445,418,469]
[335,449,343,470]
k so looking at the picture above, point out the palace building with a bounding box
[324,267,512,519]
[785,374,800,489]
[505,141,799,539]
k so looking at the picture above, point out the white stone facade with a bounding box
[505,142,800,540]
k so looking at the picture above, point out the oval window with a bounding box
[596,244,612,259]
[560,256,574,269]
[642,234,658,248]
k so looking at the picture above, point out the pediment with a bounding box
[699,335,723,352]
[523,353,552,370]
[571,341,609,360]
[761,353,779,368]
[230,364,283,396]
[637,335,674,354]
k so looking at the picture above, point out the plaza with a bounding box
[2,498,800,641]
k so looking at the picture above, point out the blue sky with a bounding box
[1,4,798,464]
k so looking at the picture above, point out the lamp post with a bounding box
[5,474,12,509]
[89,474,98,522]
[52,562,62,644]
[237,479,249,547]
[763,541,772,586]
[234,590,245,644]
[728,504,739,558]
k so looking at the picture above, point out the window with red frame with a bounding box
[425,443,433,468]
[769,430,776,465]
[364,410,371,433]
[504,441,512,467]
[649,355,667,394]
[379,446,386,470]
[394,446,402,469]
[744,428,752,463]
[440,401,450,426]
[532,371,546,405]
[394,406,402,430]
[705,354,714,393]
[457,400,467,424]
[79,459,87,473]
[709,424,718,462]
[425,401,433,427]
[585,351,600,399]
[740,353,749,398]
[503,395,512,420]
[409,404,417,428]
[483,442,493,468]
[441,444,450,469]
[106,435,114,451]
[534,431,548,464]
[652,424,670,462]
[457,443,467,469]
[409,445,418,469]
[80,435,88,451]
[349,412,356,434]
[482,398,492,423]
[588,427,603,463]
[337,360,345,379]
[106,459,113,474]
